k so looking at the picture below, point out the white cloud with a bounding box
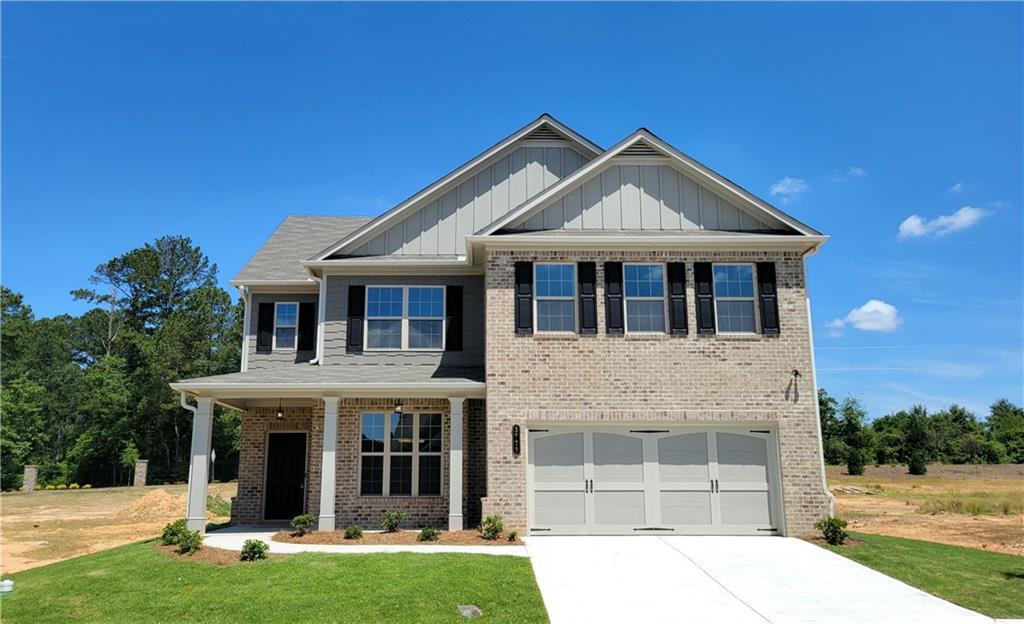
[769,177,808,203]
[897,206,989,239]
[847,166,867,177]
[828,166,867,182]
[949,182,963,193]
[828,300,903,335]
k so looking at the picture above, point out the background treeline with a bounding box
[818,389,1024,475]
[1,236,243,490]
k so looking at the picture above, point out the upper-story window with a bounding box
[365,286,445,350]
[273,302,299,350]
[624,264,666,332]
[534,263,576,332]
[713,264,757,333]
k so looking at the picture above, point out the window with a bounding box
[360,412,443,496]
[534,263,576,332]
[713,264,757,333]
[624,264,666,332]
[273,302,298,350]
[365,286,445,350]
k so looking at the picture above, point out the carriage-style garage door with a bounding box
[527,426,782,535]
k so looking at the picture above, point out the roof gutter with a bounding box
[467,233,829,253]
[169,381,487,400]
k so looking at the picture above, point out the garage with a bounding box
[527,426,783,535]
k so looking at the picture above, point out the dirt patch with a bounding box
[154,543,281,566]
[273,529,524,546]
[113,490,193,522]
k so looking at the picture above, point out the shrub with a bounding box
[240,539,269,561]
[34,485,41,491]
[290,514,316,537]
[56,484,67,490]
[380,510,405,533]
[161,519,190,546]
[82,484,92,489]
[507,530,519,542]
[417,527,440,542]
[69,483,80,490]
[845,447,866,476]
[44,484,55,490]
[176,529,202,555]
[908,452,928,476]
[814,516,849,546]
[480,515,504,541]
[343,525,363,540]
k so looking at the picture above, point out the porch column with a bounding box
[318,396,340,532]
[185,397,215,532]
[448,397,466,531]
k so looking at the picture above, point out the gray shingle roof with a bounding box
[176,364,485,386]
[233,216,373,283]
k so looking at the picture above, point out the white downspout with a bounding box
[309,271,326,365]
[803,253,836,516]
[239,286,251,372]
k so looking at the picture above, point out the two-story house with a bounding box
[172,114,834,537]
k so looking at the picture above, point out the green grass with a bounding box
[916,491,1023,516]
[1,541,548,623]
[206,493,233,517]
[826,533,1024,618]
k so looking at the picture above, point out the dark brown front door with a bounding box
[264,432,307,521]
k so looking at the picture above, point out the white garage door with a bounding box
[527,426,782,535]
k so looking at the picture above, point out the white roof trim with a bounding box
[310,114,603,261]
[228,278,316,287]
[467,233,828,253]
[171,381,487,400]
[476,129,823,238]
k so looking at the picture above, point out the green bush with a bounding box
[34,484,41,491]
[69,483,80,489]
[380,510,405,533]
[908,452,928,475]
[343,525,363,540]
[290,514,316,536]
[82,484,92,489]
[417,527,440,542]
[240,539,269,561]
[846,447,867,476]
[507,530,519,542]
[56,484,67,490]
[176,529,202,555]
[161,519,190,546]
[814,516,849,546]
[44,484,55,490]
[480,515,504,541]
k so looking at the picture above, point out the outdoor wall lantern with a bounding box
[275,399,285,420]
[394,401,403,416]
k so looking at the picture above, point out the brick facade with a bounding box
[481,249,831,536]
[233,399,487,530]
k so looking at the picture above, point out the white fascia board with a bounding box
[477,129,823,238]
[310,114,603,262]
[170,381,487,400]
[228,278,316,288]
[304,257,481,276]
[466,234,829,253]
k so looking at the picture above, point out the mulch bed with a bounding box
[154,543,283,566]
[273,529,524,546]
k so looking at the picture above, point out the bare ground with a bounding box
[0,482,236,574]
[827,464,1024,556]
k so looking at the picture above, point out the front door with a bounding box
[264,432,307,521]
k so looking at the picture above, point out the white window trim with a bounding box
[358,411,444,498]
[272,301,299,351]
[533,262,577,333]
[623,262,669,334]
[364,285,446,352]
[712,262,759,335]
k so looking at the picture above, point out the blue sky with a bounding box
[3,3,1021,418]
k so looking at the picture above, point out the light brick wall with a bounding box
[233,399,488,530]
[482,249,831,535]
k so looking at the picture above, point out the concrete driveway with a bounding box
[525,536,994,624]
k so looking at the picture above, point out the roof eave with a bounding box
[466,233,829,253]
[170,380,487,400]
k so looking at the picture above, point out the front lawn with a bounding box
[826,532,1024,618]
[1,541,549,623]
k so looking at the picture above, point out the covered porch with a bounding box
[170,366,486,534]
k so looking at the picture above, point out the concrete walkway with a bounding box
[202,525,528,557]
[525,536,995,624]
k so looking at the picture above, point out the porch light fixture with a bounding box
[275,399,284,420]
[393,401,403,415]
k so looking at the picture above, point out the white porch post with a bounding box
[318,396,340,532]
[185,397,215,533]
[448,397,466,531]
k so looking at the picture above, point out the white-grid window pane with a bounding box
[418,456,441,496]
[362,413,385,453]
[625,265,665,298]
[408,319,443,349]
[274,327,296,349]
[360,411,442,498]
[367,319,401,349]
[717,300,756,333]
[536,264,575,297]
[537,300,575,332]
[713,265,755,298]
[367,287,403,317]
[627,300,666,332]
[275,303,297,326]
[389,456,412,496]
[408,287,444,318]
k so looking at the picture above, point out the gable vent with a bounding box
[525,126,565,141]
[619,140,661,157]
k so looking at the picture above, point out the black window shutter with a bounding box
[297,302,317,351]
[577,262,597,335]
[604,262,624,335]
[514,262,533,335]
[757,262,780,336]
[445,286,463,351]
[346,285,366,354]
[667,262,688,335]
[256,303,274,353]
[694,262,716,335]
